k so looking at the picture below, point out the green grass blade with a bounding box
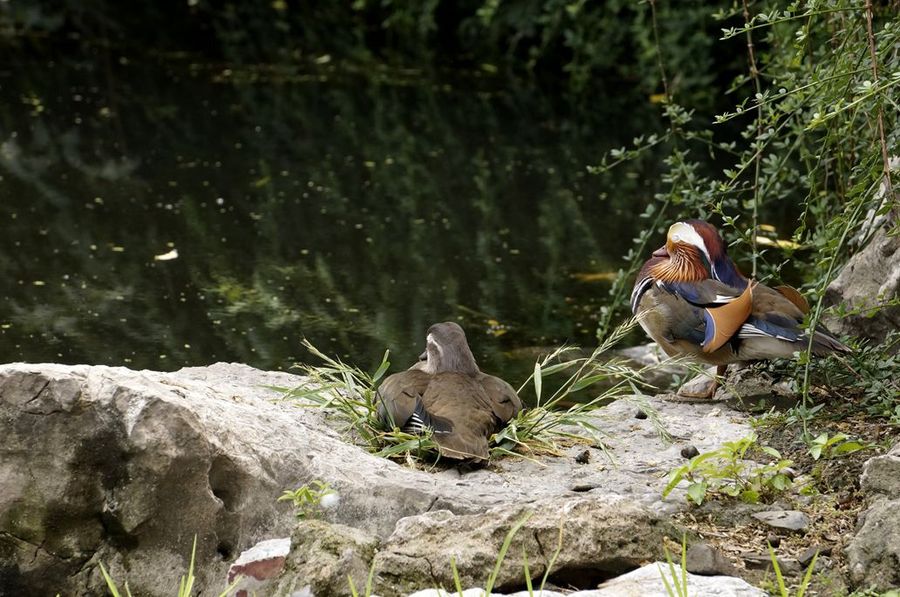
[522,550,534,597]
[450,556,464,597]
[485,512,533,595]
[796,550,819,597]
[176,535,198,597]
[538,521,564,593]
[767,541,788,597]
[658,562,677,597]
[99,563,123,597]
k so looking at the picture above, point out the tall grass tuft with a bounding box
[280,317,677,462]
[492,316,674,458]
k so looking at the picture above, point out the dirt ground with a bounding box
[671,397,900,596]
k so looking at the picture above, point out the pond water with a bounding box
[1,47,675,385]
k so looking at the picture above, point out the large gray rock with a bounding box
[271,520,377,597]
[0,362,476,595]
[825,161,899,347]
[588,562,767,596]
[373,498,674,595]
[0,362,755,596]
[847,442,900,591]
[407,563,766,597]
[859,442,900,496]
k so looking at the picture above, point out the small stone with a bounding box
[570,482,599,492]
[676,371,719,399]
[779,467,798,480]
[228,537,291,597]
[575,449,591,464]
[685,543,738,577]
[742,552,801,575]
[798,544,830,566]
[766,534,781,548]
[634,409,648,420]
[681,445,700,459]
[752,510,809,532]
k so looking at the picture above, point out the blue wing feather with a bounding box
[739,317,802,343]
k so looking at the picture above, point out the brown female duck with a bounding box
[376,322,523,461]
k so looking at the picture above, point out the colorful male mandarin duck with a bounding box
[375,322,523,461]
[631,220,850,397]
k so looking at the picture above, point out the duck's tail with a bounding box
[810,326,852,355]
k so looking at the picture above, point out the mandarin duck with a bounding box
[375,322,523,461]
[631,219,850,397]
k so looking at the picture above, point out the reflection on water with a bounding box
[1,48,666,384]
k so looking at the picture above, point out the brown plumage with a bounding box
[375,322,523,461]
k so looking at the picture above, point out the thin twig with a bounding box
[863,0,897,222]
[648,0,671,104]
[742,0,763,278]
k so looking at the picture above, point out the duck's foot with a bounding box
[671,366,727,401]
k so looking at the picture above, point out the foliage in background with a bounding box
[0,0,739,107]
[663,432,794,505]
[757,330,900,424]
[591,0,899,410]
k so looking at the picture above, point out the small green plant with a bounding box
[277,480,337,519]
[663,433,793,505]
[807,432,868,461]
[99,536,240,597]
[658,535,689,597]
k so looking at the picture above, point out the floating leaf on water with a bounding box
[755,236,803,250]
[154,248,179,261]
[571,271,618,282]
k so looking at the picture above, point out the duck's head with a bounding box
[665,220,726,263]
[421,321,479,375]
[649,220,729,283]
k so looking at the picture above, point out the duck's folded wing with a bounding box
[477,374,523,426]
[660,279,754,353]
[739,284,849,354]
[422,373,496,461]
[375,370,431,430]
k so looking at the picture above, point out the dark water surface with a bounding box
[1,48,668,383]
